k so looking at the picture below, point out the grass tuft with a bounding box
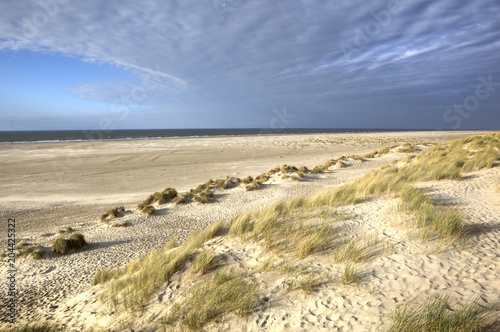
[164,267,257,330]
[51,233,87,255]
[190,249,219,275]
[295,224,333,259]
[387,295,491,332]
[341,263,359,285]
[93,267,122,285]
[0,322,61,331]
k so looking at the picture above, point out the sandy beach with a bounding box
[1,130,498,330]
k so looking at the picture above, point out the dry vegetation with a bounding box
[387,295,492,332]
[91,132,499,331]
[51,233,87,255]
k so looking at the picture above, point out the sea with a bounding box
[0,128,420,145]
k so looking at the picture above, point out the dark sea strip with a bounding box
[0,128,429,145]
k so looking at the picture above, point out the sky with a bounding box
[0,0,499,131]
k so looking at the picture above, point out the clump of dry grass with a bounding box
[101,206,124,222]
[336,160,346,168]
[138,188,178,210]
[51,233,87,255]
[93,267,122,285]
[298,166,310,173]
[0,322,61,331]
[172,195,187,204]
[164,267,257,330]
[190,249,219,275]
[141,205,156,216]
[362,152,376,159]
[341,263,359,285]
[280,164,298,174]
[387,295,491,332]
[333,234,378,263]
[241,176,253,184]
[323,160,335,168]
[296,224,333,259]
[311,166,323,173]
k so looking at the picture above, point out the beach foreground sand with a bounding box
[1,130,498,330]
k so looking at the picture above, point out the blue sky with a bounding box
[0,0,499,130]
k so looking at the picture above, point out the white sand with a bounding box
[0,130,497,330]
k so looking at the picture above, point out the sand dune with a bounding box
[0,131,498,330]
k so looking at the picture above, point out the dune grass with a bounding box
[295,223,333,259]
[190,249,219,276]
[0,322,61,332]
[341,263,359,285]
[93,267,122,285]
[164,267,257,330]
[141,205,155,216]
[333,233,379,263]
[51,233,87,255]
[99,220,225,311]
[101,206,124,222]
[387,295,491,332]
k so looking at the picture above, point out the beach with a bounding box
[0,130,498,330]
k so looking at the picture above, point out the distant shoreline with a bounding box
[0,128,485,145]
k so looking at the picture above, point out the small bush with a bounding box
[323,159,335,168]
[16,246,35,259]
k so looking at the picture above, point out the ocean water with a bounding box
[0,128,416,145]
